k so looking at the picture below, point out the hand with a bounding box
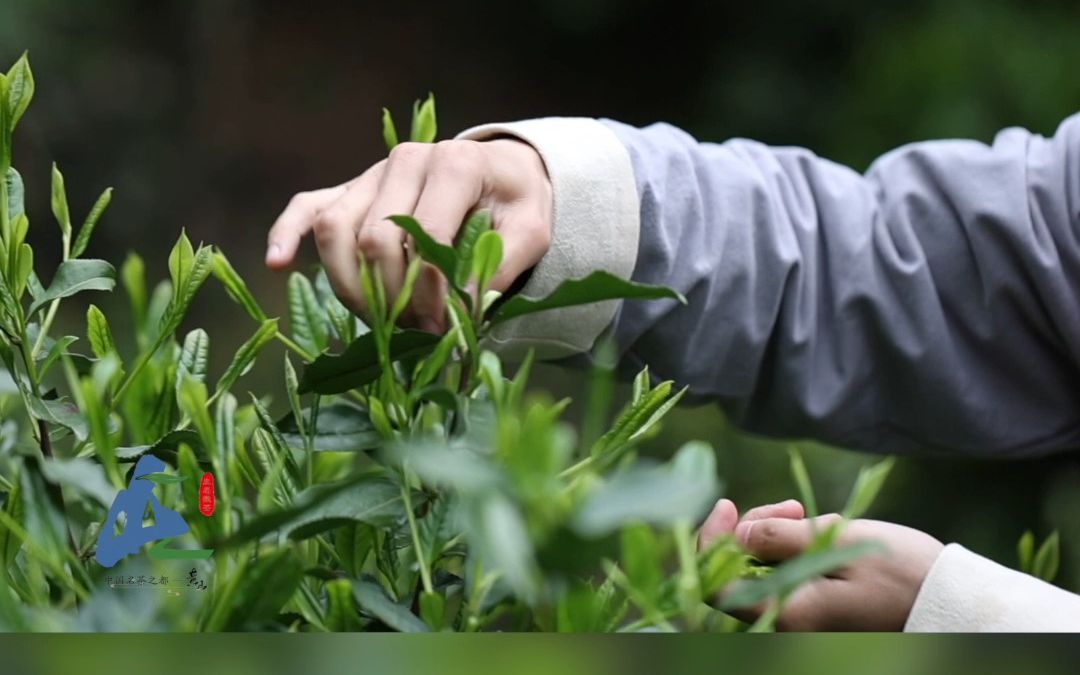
[698,499,944,631]
[266,139,553,332]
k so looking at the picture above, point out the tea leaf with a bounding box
[139,472,187,485]
[29,397,88,442]
[214,319,278,396]
[280,478,406,540]
[1017,530,1035,573]
[453,210,492,288]
[218,472,386,549]
[288,272,329,355]
[463,492,539,602]
[491,271,685,324]
[1032,531,1060,582]
[300,329,441,395]
[386,215,457,286]
[212,250,267,322]
[841,457,895,520]
[787,447,818,518]
[5,167,24,223]
[70,187,112,258]
[49,164,72,244]
[29,259,116,314]
[381,107,399,151]
[409,93,437,144]
[573,442,721,537]
[5,53,33,129]
[203,548,304,631]
[120,253,147,329]
[471,230,502,293]
[85,304,116,358]
[721,540,883,610]
[278,402,380,452]
[178,329,210,384]
[351,578,430,632]
[325,578,363,632]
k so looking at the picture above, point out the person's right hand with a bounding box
[265,138,553,333]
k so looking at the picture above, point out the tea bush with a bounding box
[0,54,892,632]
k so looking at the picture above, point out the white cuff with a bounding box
[456,117,639,360]
[905,543,1080,632]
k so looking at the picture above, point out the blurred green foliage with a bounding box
[0,0,1077,596]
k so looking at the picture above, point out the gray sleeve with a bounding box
[601,115,1080,457]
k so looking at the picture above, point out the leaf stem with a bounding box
[399,475,434,595]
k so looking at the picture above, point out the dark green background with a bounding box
[3,0,1079,589]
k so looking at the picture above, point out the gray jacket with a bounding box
[462,114,1080,459]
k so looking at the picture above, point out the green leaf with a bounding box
[491,271,685,324]
[70,187,112,258]
[573,442,721,537]
[471,230,503,293]
[1032,531,1060,582]
[280,478,406,540]
[168,230,195,292]
[5,54,34,130]
[177,374,215,452]
[409,93,437,143]
[463,493,539,602]
[29,397,88,442]
[217,472,385,549]
[211,250,267,322]
[721,540,884,610]
[50,163,72,242]
[158,235,213,342]
[278,402,380,452]
[1017,530,1035,573]
[85,304,116,358]
[453,210,492,288]
[140,472,187,485]
[325,578,363,632]
[351,578,430,632]
[288,272,329,355]
[841,457,895,520]
[214,318,278,396]
[120,253,147,329]
[28,259,116,315]
[204,548,304,631]
[381,107,399,151]
[315,267,361,343]
[300,329,441,395]
[37,334,77,378]
[386,215,457,285]
[621,524,663,605]
[5,167,24,222]
[787,447,818,518]
[178,329,210,384]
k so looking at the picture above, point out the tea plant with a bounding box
[0,54,890,632]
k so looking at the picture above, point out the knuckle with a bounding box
[388,141,427,165]
[355,226,393,257]
[287,191,314,209]
[430,139,483,175]
[312,209,344,239]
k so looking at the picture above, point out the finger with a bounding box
[741,499,805,523]
[266,185,349,269]
[361,142,433,304]
[736,514,843,563]
[719,578,840,631]
[410,142,486,331]
[699,499,739,551]
[313,166,384,313]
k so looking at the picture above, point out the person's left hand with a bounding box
[698,498,944,631]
